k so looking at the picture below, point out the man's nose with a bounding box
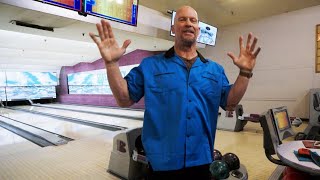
[184,19,193,26]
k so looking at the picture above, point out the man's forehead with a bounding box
[176,6,198,18]
[176,13,198,19]
[175,11,198,21]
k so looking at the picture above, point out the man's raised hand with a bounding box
[89,20,131,65]
[227,33,261,72]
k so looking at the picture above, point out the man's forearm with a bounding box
[106,63,134,107]
[226,75,250,110]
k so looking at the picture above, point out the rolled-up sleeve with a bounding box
[124,63,144,103]
[219,69,232,110]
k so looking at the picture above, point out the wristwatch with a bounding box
[239,70,253,78]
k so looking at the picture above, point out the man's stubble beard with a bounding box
[180,36,197,47]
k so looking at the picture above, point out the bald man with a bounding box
[90,6,260,180]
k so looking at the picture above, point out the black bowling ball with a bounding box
[209,160,230,179]
[213,149,223,161]
[222,152,240,170]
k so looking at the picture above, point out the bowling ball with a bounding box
[222,153,240,170]
[209,160,230,179]
[213,149,223,161]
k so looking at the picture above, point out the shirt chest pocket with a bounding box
[199,71,221,96]
[147,71,181,107]
[151,71,179,93]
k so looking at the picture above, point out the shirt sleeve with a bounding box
[219,68,232,110]
[124,62,145,103]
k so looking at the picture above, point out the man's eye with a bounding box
[191,19,198,23]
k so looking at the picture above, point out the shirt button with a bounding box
[188,117,191,119]
[189,100,191,102]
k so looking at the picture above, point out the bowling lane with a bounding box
[0,125,28,146]
[37,103,144,117]
[1,108,116,140]
[0,125,40,157]
[16,105,143,129]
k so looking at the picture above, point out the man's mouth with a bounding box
[183,29,195,35]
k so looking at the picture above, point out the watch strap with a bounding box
[239,70,253,78]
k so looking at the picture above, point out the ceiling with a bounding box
[0,0,320,71]
[0,1,174,70]
[140,0,320,27]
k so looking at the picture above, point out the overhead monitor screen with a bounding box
[198,22,218,46]
[170,11,176,36]
[170,11,218,46]
[43,0,82,11]
[84,0,138,26]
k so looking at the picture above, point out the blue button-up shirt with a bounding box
[124,47,232,171]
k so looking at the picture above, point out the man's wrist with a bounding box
[105,61,119,69]
[239,69,253,78]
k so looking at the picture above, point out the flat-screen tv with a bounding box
[170,10,218,46]
[43,0,82,11]
[84,0,138,26]
[271,106,294,141]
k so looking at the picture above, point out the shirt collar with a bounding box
[164,46,208,63]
